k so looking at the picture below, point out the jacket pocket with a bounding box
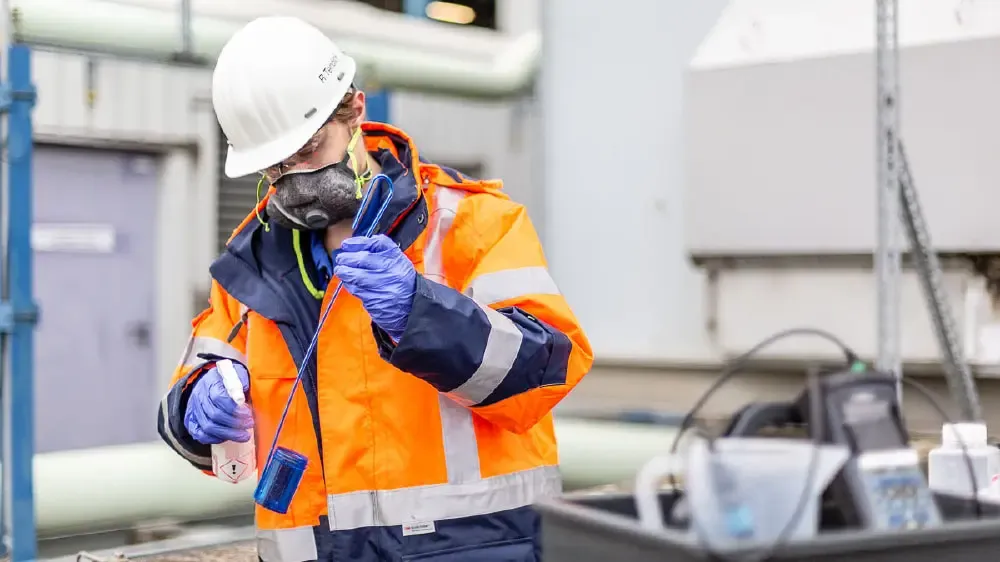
[402,537,536,562]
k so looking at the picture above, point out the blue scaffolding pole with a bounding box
[404,0,431,18]
[0,42,38,562]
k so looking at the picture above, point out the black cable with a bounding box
[704,369,828,562]
[666,327,858,562]
[667,326,857,473]
[713,373,984,562]
[666,328,984,562]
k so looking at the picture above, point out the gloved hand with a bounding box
[335,234,416,341]
[184,362,254,445]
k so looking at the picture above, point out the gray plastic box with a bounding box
[536,490,1000,562]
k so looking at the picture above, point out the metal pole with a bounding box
[180,0,193,56]
[875,0,902,400]
[0,0,11,555]
[896,143,982,421]
[363,0,431,125]
[363,0,434,124]
[3,42,37,562]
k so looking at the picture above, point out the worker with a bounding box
[156,15,593,562]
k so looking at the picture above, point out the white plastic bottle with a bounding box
[927,422,1000,497]
[211,359,256,484]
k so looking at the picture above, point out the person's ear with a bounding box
[350,90,367,127]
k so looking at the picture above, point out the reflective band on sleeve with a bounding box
[161,332,247,468]
[464,266,561,305]
[423,186,483,486]
[178,335,248,370]
[158,389,211,467]
[447,303,523,406]
[256,525,318,562]
[326,465,561,530]
[421,187,464,287]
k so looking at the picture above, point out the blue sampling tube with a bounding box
[253,175,396,514]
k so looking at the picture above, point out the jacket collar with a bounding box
[212,123,429,323]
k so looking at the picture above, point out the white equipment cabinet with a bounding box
[684,0,1000,365]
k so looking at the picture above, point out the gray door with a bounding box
[33,145,160,452]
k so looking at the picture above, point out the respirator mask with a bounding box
[263,126,372,231]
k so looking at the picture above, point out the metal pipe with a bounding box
[7,418,676,538]
[179,0,192,56]
[11,442,255,538]
[874,0,903,396]
[10,0,540,99]
[3,43,38,562]
[554,417,679,490]
[108,0,505,58]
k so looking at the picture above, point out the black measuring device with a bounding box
[797,367,942,531]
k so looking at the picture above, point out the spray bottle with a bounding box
[211,359,256,483]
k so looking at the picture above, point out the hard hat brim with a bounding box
[222,59,358,179]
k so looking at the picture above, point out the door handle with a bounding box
[127,321,151,348]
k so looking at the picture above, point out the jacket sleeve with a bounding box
[374,199,593,434]
[157,280,248,472]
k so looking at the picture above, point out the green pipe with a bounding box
[11,0,540,99]
[555,417,679,490]
[5,418,675,537]
[23,442,255,538]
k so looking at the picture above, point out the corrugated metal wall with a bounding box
[28,47,537,256]
[215,130,259,254]
[32,50,210,144]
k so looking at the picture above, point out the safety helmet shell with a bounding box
[212,16,357,178]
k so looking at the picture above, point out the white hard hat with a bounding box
[212,16,357,178]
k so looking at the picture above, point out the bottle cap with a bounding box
[942,422,988,448]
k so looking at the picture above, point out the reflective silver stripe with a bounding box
[158,386,211,467]
[424,186,482,485]
[326,465,561,530]
[163,334,246,467]
[465,266,561,305]
[178,335,247,370]
[422,186,463,286]
[448,303,523,406]
[256,525,318,562]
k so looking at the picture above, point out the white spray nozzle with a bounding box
[216,360,246,406]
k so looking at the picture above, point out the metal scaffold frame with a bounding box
[875,0,982,421]
[0,40,38,562]
[874,0,902,395]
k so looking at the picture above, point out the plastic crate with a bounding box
[536,490,1000,561]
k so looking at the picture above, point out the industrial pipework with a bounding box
[9,418,679,542]
[11,0,541,99]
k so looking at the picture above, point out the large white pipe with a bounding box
[24,443,255,538]
[10,0,540,99]
[11,418,676,538]
[107,0,506,60]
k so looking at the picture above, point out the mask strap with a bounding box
[345,126,373,200]
[255,174,271,232]
[291,229,325,300]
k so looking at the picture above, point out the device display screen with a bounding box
[840,391,906,451]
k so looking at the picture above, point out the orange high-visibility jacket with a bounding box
[158,123,593,562]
